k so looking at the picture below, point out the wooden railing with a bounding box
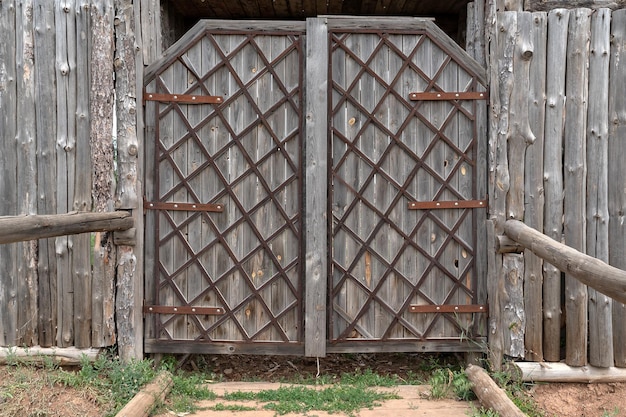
[0,211,133,244]
[504,220,626,305]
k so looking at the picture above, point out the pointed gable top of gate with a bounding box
[144,20,307,84]
[323,16,487,86]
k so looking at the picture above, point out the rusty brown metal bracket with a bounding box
[408,91,488,101]
[407,200,488,210]
[409,304,489,313]
[143,92,224,104]
[143,305,225,315]
[143,201,224,212]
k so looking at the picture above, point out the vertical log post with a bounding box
[542,8,569,362]
[586,8,612,368]
[16,0,38,347]
[34,0,58,348]
[114,0,143,361]
[609,9,626,368]
[90,0,117,348]
[0,0,19,347]
[524,11,547,362]
[563,8,591,367]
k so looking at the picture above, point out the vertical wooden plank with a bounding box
[524,11,547,362]
[34,0,58,347]
[0,0,18,347]
[486,220,503,368]
[55,0,77,348]
[90,0,116,347]
[586,8,612,368]
[563,8,590,367]
[488,11,516,365]
[466,0,486,68]
[502,253,525,358]
[542,8,569,362]
[15,0,38,347]
[73,0,92,349]
[507,12,534,222]
[304,17,328,357]
[141,0,161,65]
[609,9,626,368]
[115,0,142,361]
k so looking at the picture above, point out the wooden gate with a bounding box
[322,19,488,353]
[143,18,487,355]
[143,21,306,354]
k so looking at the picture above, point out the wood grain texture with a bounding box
[586,7,612,368]
[608,9,626,368]
[542,8,569,362]
[563,8,591,367]
[115,0,142,361]
[0,0,18,347]
[505,220,626,306]
[34,0,58,348]
[304,17,328,357]
[15,0,38,347]
[524,11,547,363]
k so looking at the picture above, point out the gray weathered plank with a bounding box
[55,0,77,348]
[526,0,626,11]
[34,0,58,347]
[524,11,547,363]
[115,0,142,361]
[502,253,525,358]
[506,12,534,222]
[16,0,39,347]
[609,9,626,368]
[304,17,328,357]
[494,11,519,358]
[90,0,116,347]
[586,8,612,368]
[140,0,161,64]
[563,8,591,367]
[73,0,92,349]
[542,8,569,362]
[0,0,18,347]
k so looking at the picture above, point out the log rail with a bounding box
[0,211,134,244]
[503,220,626,305]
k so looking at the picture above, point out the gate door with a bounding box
[326,19,488,351]
[144,21,305,354]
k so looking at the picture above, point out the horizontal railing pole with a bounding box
[0,211,134,244]
[504,219,626,304]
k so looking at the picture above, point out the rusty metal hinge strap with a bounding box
[143,305,225,315]
[144,201,224,212]
[407,200,487,210]
[409,305,488,313]
[143,92,224,104]
[409,91,488,101]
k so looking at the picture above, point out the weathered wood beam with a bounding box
[0,211,134,244]
[504,220,626,305]
[114,371,173,417]
[516,362,626,383]
[0,346,100,366]
[466,365,527,417]
[525,0,626,11]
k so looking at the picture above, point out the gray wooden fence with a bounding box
[0,0,158,360]
[488,7,626,368]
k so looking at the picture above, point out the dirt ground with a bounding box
[530,382,626,416]
[2,353,626,416]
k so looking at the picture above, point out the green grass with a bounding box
[224,385,399,416]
